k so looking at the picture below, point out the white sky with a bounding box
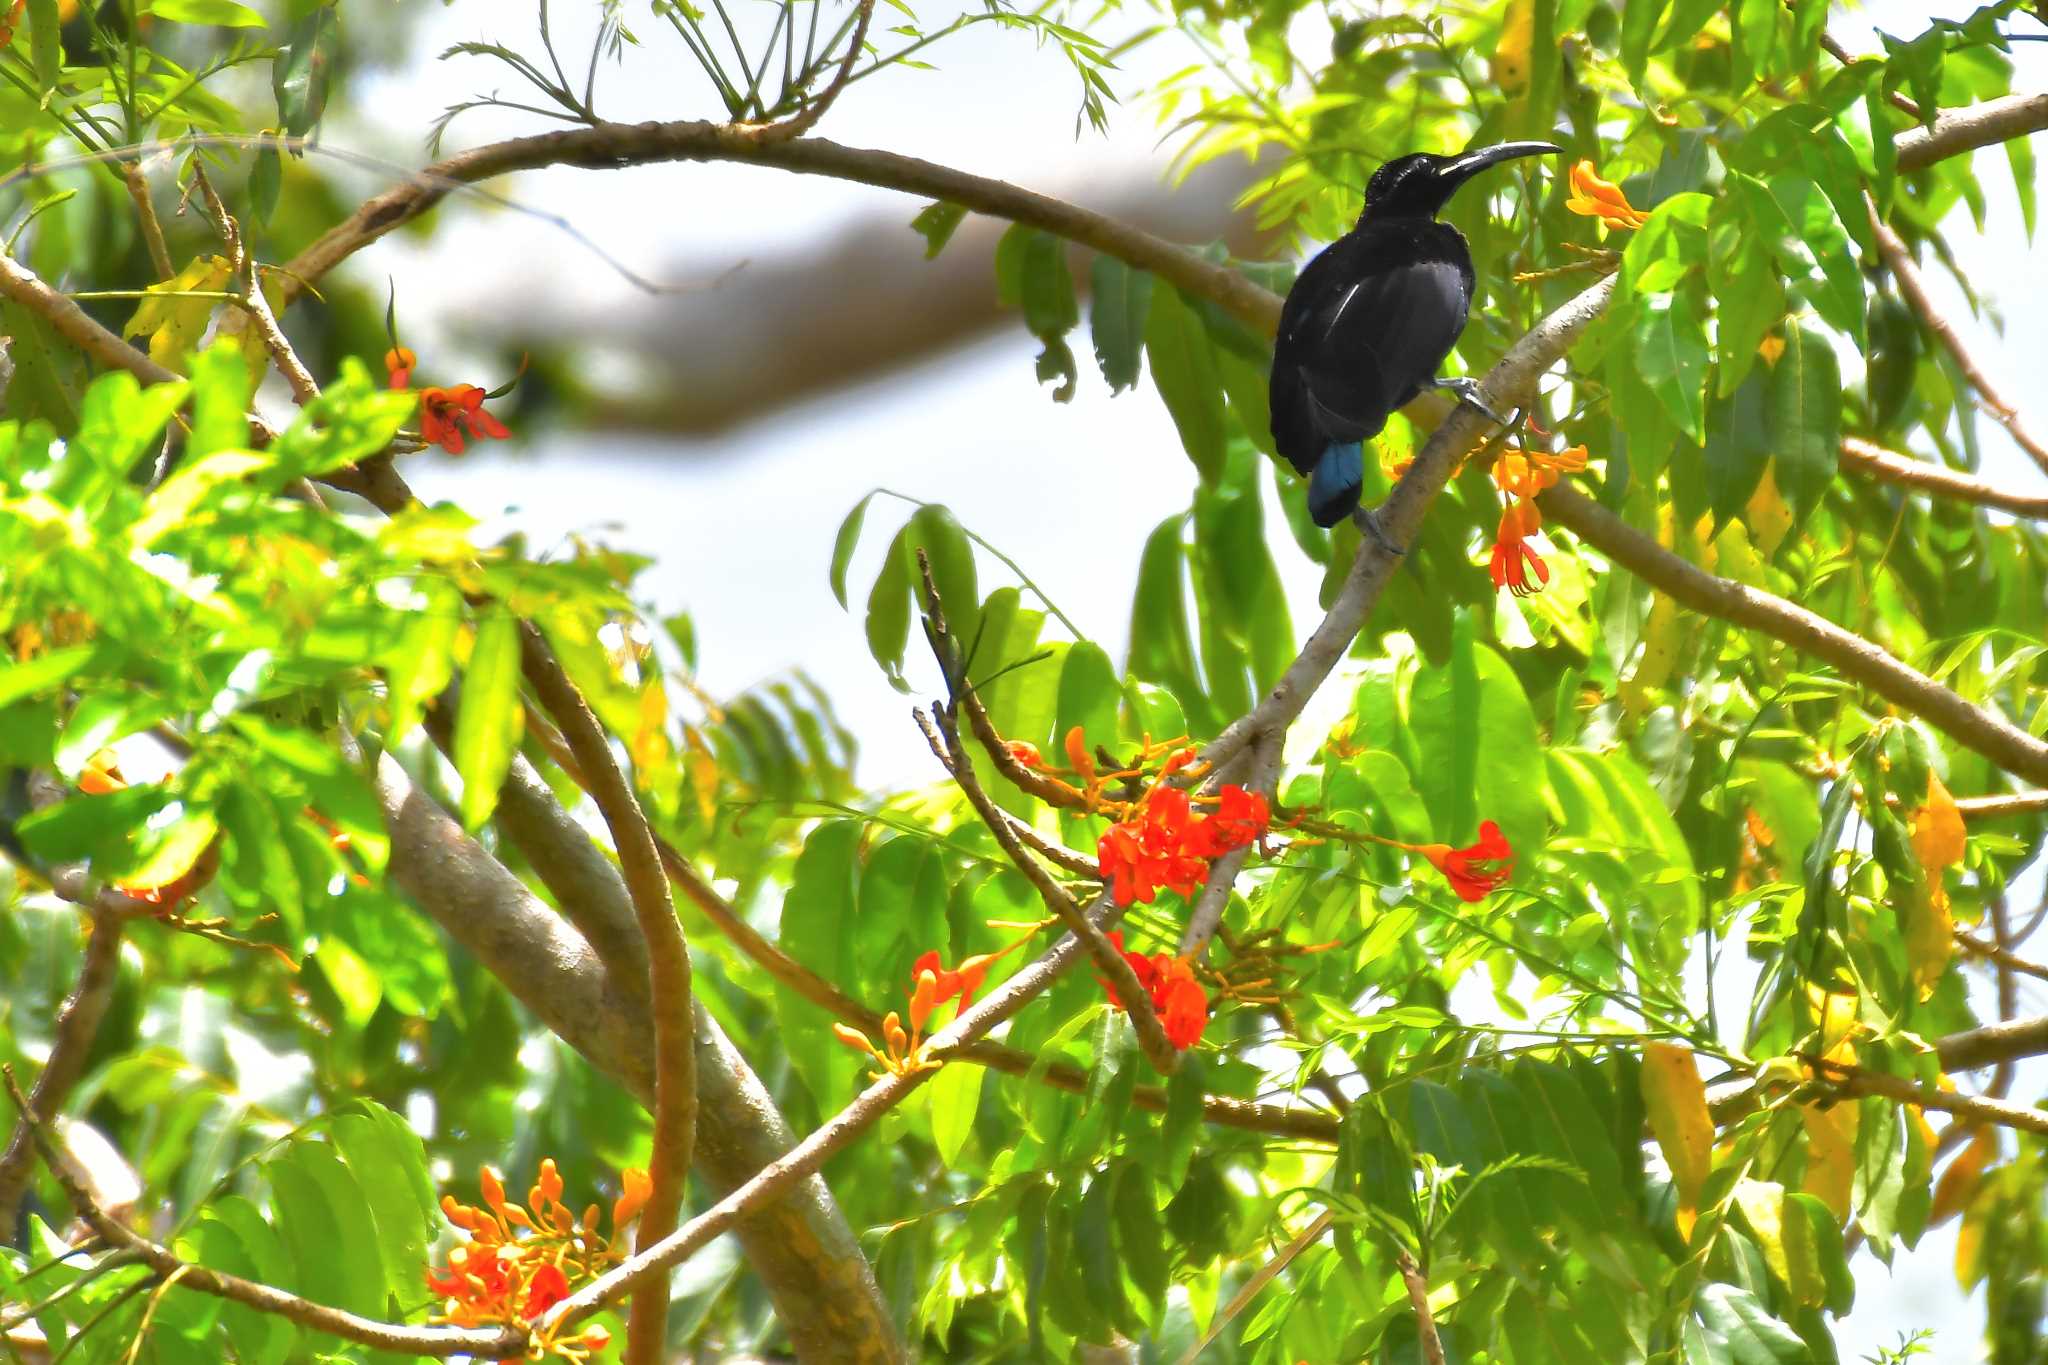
[325,3,2048,1358]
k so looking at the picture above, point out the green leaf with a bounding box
[1088,256,1152,395]
[186,340,254,458]
[381,577,462,745]
[1408,627,1548,855]
[454,606,524,830]
[829,492,875,609]
[1864,292,1920,434]
[0,645,94,710]
[1113,1160,1171,1329]
[330,1110,435,1305]
[1633,288,1709,443]
[182,1200,295,1365]
[272,5,337,139]
[148,0,267,25]
[910,201,967,259]
[1762,324,1841,526]
[1127,516,1211,734]
[928,1061,984,1167]
[1620,0,1664,85]
[1707,211,1784,397]
[27,0,59,95]
[272,359,416,480]
[1685,1284,1810,1364]
[1145,286,1228,484]
[907,503,979,677]
[864,524,913,692]
[995,225,1080,401]
[1734,173,1864,349]
[1625,193,1712,293]
[1704,369,1771,529]
[266,1145,383,1316]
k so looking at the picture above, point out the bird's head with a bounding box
[1361,141,1561,220]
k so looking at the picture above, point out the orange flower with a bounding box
[1005,739,1043,768]
[1489,502,1550,598]
[419,384,511,455]
[1096,932,1208,1051]
[78,750,127,795]
[384,345,416,389]
[1154,958,1210,1050]
[1565,159,1649,231]
[1492,445,1587,500]
[612,1167,651,1229]
[0,1,24,48]
[1420,821,1515,901]
[521,1262,570,1319]
[1203,784,1271,852]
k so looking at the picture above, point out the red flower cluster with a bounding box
[837,938,1032,1077]
[1096,784,1270,907]
[383,346,513,456]
[425,1159,641,1357]
[420,384,512,455]
[1099,932,1209,1050]
[1419,821,1515,901]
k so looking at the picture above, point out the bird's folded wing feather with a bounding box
[1290,257,1472,441]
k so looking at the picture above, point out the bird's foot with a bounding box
[1354,504,1406,557]
[1432,376,1507,425]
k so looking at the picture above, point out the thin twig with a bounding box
[1868,198,2048,477]
[1172,1208,1335,1365]
[738,0,875,144]
[1,1068,525,1359]
[0,913,126,1232]
[1818,32,1923,119]
[519,630,696,1365]
[123,159,174,281]
[1956,928,2048,984]
[1398,1248,1448,1365]
[1940,1013,2048,1071]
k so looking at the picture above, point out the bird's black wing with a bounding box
[1271,230,1474,476]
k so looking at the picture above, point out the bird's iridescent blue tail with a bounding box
[1307,441,1365,528]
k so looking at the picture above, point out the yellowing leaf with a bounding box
[1624,593,1680,719]
[1799,1101,1857,1220]
[684,724,718,825]
[1642,1042,1714,1239]
[125,255,231,372]
[1912,772,1966,871]
[1929,1126,1997,1227]
[1493,0,1533,91]
[1732,1179,1791,1288]
[1746,464,1794,558]
[631,677,672,773]
[1757,334,1787,367]
[1805,987,1862,1064]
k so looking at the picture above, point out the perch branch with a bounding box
[1805,1056,2048,1138]
[1840,435,2048,518]
[1894,92,2048,173]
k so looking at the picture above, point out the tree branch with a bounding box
[1957,929,2048,983]
[2,1068,526,1359]
[1868,199,2048,476]
[1839,434,2048,517]
[518,631,696,1365]
[1539,485,2048,787]
[0,251,179,385]
[274,121,1279,332]
[1397,1248,1448,1365]
[1938,1013,2048,1072]
[1895,92,2048,173]
[0,912,124,1233]
[1806,1056,2048,1138]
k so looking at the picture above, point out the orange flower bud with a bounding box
[1005,739,1043,768]
[536,1157,563,1208]
[1063,725,1096,780]
[478,1165,508,1214]
[580,1325,613,1350]
[613,1167,652,1229]
[909,969,940,1034]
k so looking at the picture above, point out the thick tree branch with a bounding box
[0,252,179,385]
[1540,485,2048,787]
[274,122,1279,333]
[0,912,124,1234]
[3,1068,526,1359]
[1869,200,2048,476]
[1938,1013,2048,1072]
[1957,929,2048,983]
[519,631,696,1365]
[1894,92,2048,173]
[374,752,903,1364]
[1840,434,2048,517]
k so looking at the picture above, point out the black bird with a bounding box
[1270,141,1561,530]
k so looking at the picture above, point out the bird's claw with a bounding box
[1355,505,1406,557]
[1433,376,1507,426]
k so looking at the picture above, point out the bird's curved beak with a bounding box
[1441,140,1562,187]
